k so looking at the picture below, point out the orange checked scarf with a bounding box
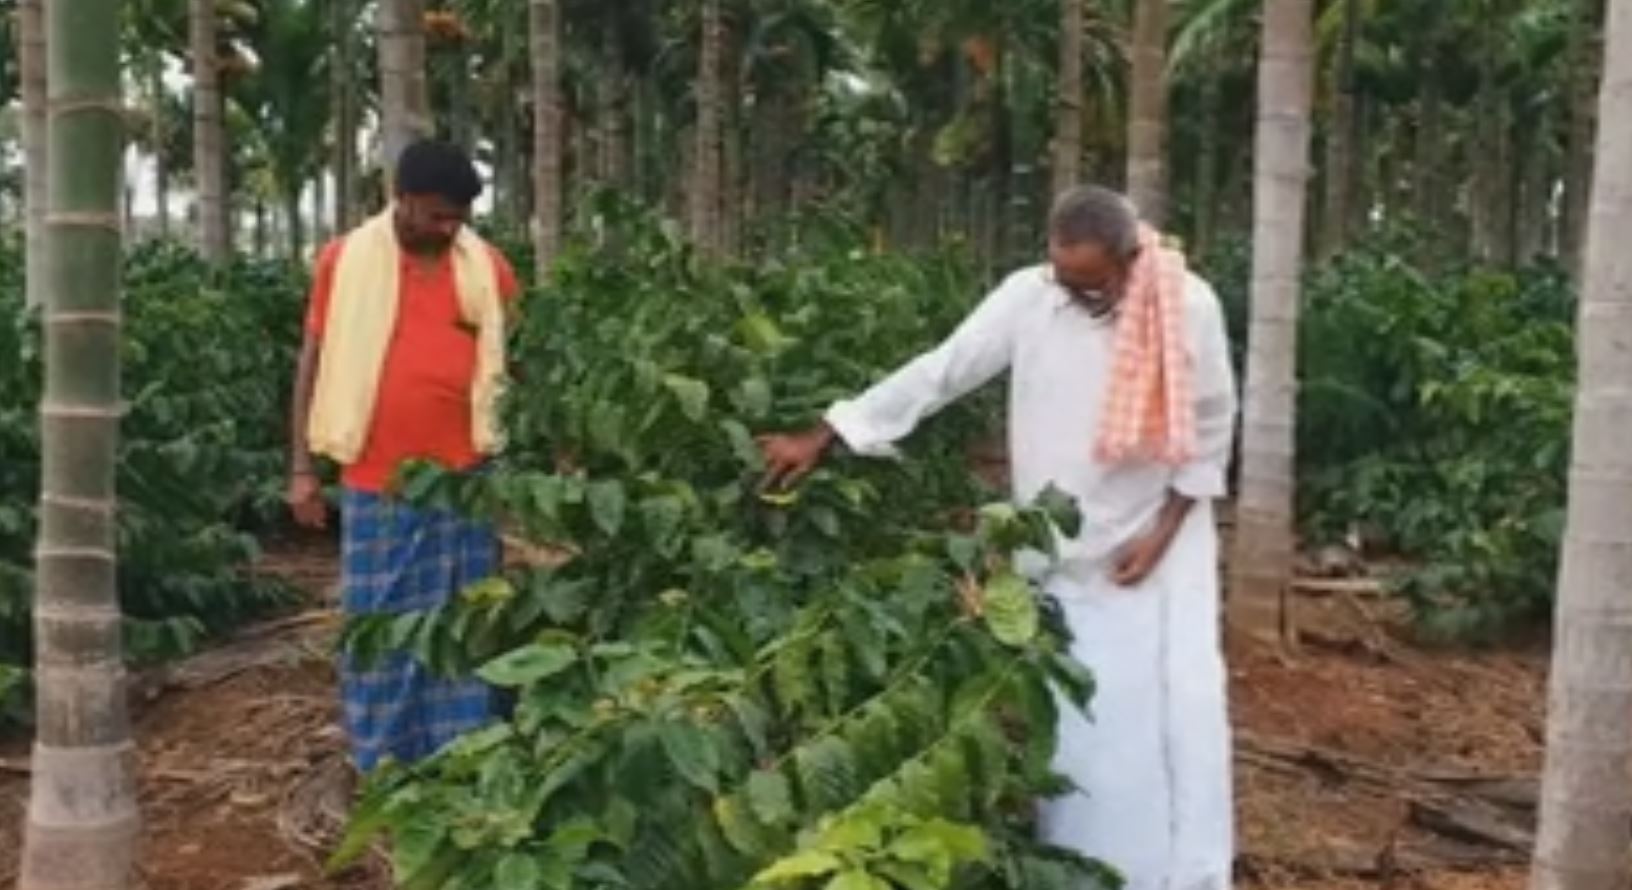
[1093,224,1196,465]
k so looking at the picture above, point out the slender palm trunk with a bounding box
[689,0,726,256]
[332,0,357,232]
[1529,3,1632,886]
[530,0,564,279]
[1561,0,1599,281]
[19,0,140,886]
[1320,0,1360,258]
[1193,47,1223,256]
[1515,130,1549,264]
[254,201,269,257]
[1126,0,1170,223]
[496,85,522,225]
[495,24,524,227]
[596,25,632,189]
[1229,0,1315,644]
[719,18,745,258]
[154,150,171,238]
[150,63,172,238]
[378,0,431,178]
[1053,0,1085,195]
[1414,48,1445,270]
[20,0,48,308]
[191,0,229,263]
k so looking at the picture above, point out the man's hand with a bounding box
[287,472,328,529]
[1110,491,1195,587]
[756,424,837,492]
[1111,525,1177,587]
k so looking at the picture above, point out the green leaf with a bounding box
[640,496,687,554]
[660,721,722,793]
[461,576,516,608]
[819,631,851,717]
[392,811,447,883]
[738,377,773,418]
[588,480,628,536]
[529,475,567,523]
[715,794,775,857]
[946,535,979,572]
[773,639,818,716]
[746,769,795,827]
[826,869,891,890]
[494,853,542,890]
[1034,484,1083,538]
[796,736,860,813]
[662,373,711,422]
[478,643,579,688]
[723,420,766,470]
[892,820,989,873]
[1046,651,1096,711]
[737,313,795,356]
[821,805,888,850]
[874,861,939,890]
[752,850,843,885]
[730,695,773,760]
[521,574,593,626]
[982,571,1039,647]
[545,817,603,864]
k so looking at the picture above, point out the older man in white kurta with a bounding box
[759,187,1238,890]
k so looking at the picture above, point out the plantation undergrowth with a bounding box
[1294,239,1575,640]
[0,241,300,724]
[333,212,1109,890]
[0,208,1582,884]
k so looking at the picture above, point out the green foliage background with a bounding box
[0,241,299,723]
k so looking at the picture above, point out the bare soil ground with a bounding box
[2,536,1547,890]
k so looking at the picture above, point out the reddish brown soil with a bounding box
[2,540,1548,890]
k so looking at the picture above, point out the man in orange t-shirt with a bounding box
[285,140,520,771]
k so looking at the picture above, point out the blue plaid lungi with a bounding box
[340,488,498,771]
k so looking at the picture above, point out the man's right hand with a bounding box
[287,472,328,529]
[756,424,837,492]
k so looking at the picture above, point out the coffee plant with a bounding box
[0,242,299,724]
[333,210,1116,890]
[1296,243,1575,640]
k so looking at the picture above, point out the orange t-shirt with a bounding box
[305,237,521,493]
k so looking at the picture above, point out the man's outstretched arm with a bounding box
[759,274,1027,489]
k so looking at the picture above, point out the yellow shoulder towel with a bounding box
[307,208,507,466]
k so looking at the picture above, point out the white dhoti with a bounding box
[823,262,1239,887]
[1039,503,1233,890]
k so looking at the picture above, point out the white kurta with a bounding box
[826,264,1238,890]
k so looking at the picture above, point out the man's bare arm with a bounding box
[290,332,321,476]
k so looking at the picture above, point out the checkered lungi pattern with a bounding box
[339,488,498,771]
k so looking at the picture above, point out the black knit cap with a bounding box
[395,139,483,206]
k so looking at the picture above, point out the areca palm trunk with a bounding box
[150,62,173,238]
[379,0,431,177]
[1193,46,1223,256]
[1320,0,1360,258]
[191,0,229,263]
[20,0,48,308]
[1529,2,1632,887]
[1053,0,1085,195]
[1229,0,1315,644]
[1561,0,1599,281]
[530,0,564,279]
[1126,0,1169,223]
[332,0,358,231]
[689,0,727,257]
[596,25,632,190]
[19,0,140,887]
[1413,46,1445,259]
